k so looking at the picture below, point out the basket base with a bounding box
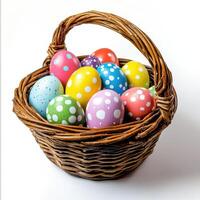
[32,129,161,181]
[61,153,151,181]
[40,138,158,180]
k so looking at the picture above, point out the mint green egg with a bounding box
[149,86,156,96]
[46,95,85,125]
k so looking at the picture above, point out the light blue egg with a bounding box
[29,75,64,118]
[97,63,128,95]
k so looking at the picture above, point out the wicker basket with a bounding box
[13,10,177,180]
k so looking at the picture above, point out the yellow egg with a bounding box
[122,61,150,88]
[65,66,102,108]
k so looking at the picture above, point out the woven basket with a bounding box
[13,10,177,180]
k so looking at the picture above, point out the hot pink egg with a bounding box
[121,87,155,121]
[50,49,80,86]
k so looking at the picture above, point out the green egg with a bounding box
[149,86,156,96]
[46,95,85,125]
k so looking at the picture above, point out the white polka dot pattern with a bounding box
[65,100,72,105]
[85,86,91,93]
[76,93,82,99]
[93,97,102,105]
[69,106,76,114]
[52,114,58,122]
[68,116,76,123]
[114,109,121,119]
[56,105,63,112]
[96,110,105,120]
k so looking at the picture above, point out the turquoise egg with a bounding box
[97,63,128,95]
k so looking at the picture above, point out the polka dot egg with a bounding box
[50,49,80,86]
[46,95,85,125]
[121,87,155,120]
[29,75,64,118]
[86,89,125,128]
[81,55,101,69]
[97,63,128,95]
[122,61,150,88]
[65,66,102,108]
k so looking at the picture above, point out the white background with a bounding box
[2,0,200,199]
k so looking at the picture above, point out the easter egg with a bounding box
[65,66,101,108]
[29,75,64,118]
[149,85,156,96]
[121,87,155,120]
[81,55,101,69]
[46,95,85,125]
[122,61,150,88]
[92,48,119,65]
[50,49,80,86]
[97,63,128,95]
[86,89,125,128]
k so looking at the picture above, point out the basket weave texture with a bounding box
[13,11,177,180]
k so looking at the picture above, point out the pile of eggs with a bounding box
[29,48,156,129]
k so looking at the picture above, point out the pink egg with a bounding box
[86,89,125,128]
[50,49,80,86]
[121,87,155,121]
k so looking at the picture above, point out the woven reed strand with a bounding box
[13,11,177,180]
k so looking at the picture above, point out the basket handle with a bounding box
[43,10,175,124]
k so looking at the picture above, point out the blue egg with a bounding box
[97,63,128,95]
[29,75,64,118]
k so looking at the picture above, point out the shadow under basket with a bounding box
[13,11,177,180]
